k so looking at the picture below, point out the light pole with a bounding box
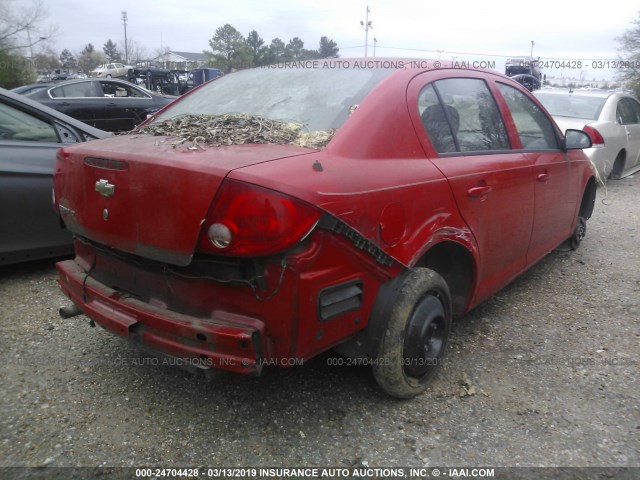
[530,40,535,57]
[24,26,46,68]
[360,6,372,58]
[373,38,377,57]
[122,11,128,64]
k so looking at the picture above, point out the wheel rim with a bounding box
[403,293,447,379]
[571,217,586,249]
[575,219,586,243]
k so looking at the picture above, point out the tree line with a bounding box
[2,0,639,96]
[206,24,339,72]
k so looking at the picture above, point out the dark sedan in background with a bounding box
[13,78,175,132]
[0,88,110,266]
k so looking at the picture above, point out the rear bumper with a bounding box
[57,259,264,375]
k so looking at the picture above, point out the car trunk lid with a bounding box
[55,134,315,266]
[551,116,592,134]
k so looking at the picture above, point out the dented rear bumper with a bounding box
[56,259,265,375]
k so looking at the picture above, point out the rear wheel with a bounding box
[372,268,451,399]
[609,152,625,180]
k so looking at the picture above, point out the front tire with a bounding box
[569,216,587,250]
[372,268,451,399]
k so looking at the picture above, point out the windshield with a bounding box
[535,92,607,120]
[153,66,397,131]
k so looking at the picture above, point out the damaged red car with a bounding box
[54,60,596,398]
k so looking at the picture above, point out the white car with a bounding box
[534,89,640,180]
[89,63,133,79]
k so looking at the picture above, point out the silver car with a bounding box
[534,89,640,180]
[89,63,133,78]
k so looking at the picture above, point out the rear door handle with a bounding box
[467,185,492,198]
[537,172,550,183]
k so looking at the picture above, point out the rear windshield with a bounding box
[153,66,397,131]
[535,92,607,120]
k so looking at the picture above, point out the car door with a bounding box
[496,82,579,262]
[408,72,534,302]
[617,97,640,170]
[0,98,74,263]
[47,81,106,128]
[99,81,153,132]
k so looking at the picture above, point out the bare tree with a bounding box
[616,11,640,98]
[0,0,56,54]
[119,38,148,65]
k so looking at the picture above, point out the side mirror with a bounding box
[564,129,592,150]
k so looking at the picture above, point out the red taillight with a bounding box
[198,179,321,256]
[582,125,604,146]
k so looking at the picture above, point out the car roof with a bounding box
[42,77,162,95]
[11,83,54,93]
[0,87,110,138]
[534,88,624,99]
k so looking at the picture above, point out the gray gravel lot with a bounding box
[1,175,638,473]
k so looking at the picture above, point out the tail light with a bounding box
[197,179,321,256]
[582,125,604,147]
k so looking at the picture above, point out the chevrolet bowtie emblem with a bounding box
[95,179,115,198]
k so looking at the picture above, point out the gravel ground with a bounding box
[0,175,638,475]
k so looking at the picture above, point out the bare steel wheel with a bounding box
[372,268,451,399]
[569,216,587,250]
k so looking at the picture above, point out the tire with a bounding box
[372,268,451,399]
[569,216,587,250]
[106,74,112,78]
[608,152,625,180]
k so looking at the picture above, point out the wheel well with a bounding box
[609,150,626,179]
[415,241,475,317]
[579,177,597,220]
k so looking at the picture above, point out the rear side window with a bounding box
[50,82,97,98]
[498,83,559,150]
[418,78,510,153]
[617,98,640,125]
[628,98,640,124]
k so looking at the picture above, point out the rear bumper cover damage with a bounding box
[56,259,265,375]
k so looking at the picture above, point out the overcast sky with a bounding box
[40,0,639,80]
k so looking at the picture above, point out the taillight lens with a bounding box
[582,125,604,147]
[198,179,321,256]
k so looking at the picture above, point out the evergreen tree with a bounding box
[318,36,339,58]
[59,49,77,70]
[246,30,265,66]
[287,37,305,60]
[103,39,120,62]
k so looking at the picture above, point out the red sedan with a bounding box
[54,59,596,398]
